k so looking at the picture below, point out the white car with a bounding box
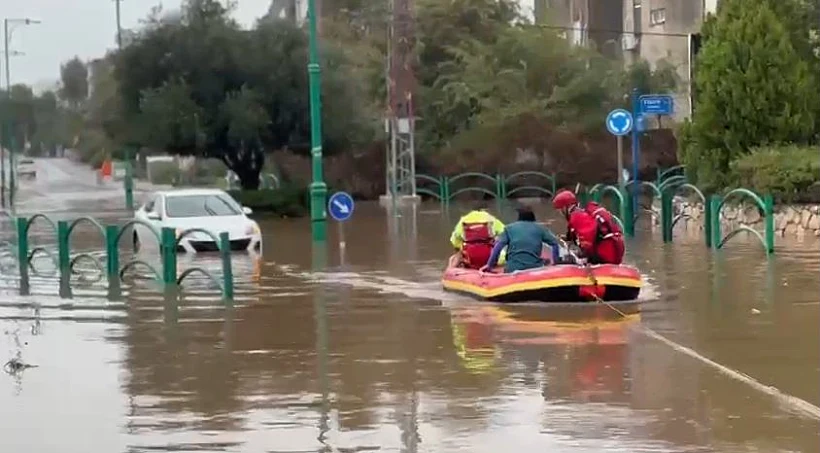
[16,158,36,179]
[132,188,262,254]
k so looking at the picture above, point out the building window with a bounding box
[650,8,666,26]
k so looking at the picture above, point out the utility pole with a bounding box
[114,0,123,49]
[1,20,7,208]
[3,20,12,208]
[383,0,417,206]
[2,18,40,209]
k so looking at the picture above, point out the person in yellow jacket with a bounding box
[449,202,506,268]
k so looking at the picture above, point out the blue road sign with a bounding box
[328,191,355,221]
[638,95,674,115]
[606,109,633,136]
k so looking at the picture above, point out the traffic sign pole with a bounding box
[631,88,640,220]
[328,191,354,259]
[617,135,625,189]
[338,221,346,264]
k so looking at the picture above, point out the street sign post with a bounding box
[638,94,674,116]
[328,191,354,259]
[635,113,647,132]
[605,109,633,189]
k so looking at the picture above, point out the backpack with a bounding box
[462,222,493,244]
[585,203,622,242]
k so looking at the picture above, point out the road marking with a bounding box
[288,266,820,421]
[639,326,820,421]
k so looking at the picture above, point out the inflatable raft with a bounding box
[442,255,642,303]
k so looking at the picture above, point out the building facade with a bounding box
[267,0,308,25]
[535,0,720,121]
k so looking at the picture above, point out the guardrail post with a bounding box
[708,194,721,249]
[219,232,234,304]
[621,186,634,237]
[16,217,30,296]
[496,174,505,199]
[124,160,134,211]
[763,194,774,254]
[442,176,450,207]
[57,220,72,298]
[660,189,673,243]
[161,227,177,291]
[105,225,121,299]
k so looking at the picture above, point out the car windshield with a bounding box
[165,194,241,218]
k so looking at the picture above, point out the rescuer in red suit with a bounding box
[552,190,625,265]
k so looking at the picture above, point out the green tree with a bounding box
[412,3,677,164]
[59,57,89,110]
[680,0,818,189]
[29,91,62,156]
[115,0,377,189]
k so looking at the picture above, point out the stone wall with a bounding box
[650,197,820,240]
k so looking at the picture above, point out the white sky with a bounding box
[6,0,533,88]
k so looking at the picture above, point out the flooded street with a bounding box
[1,159,818,452]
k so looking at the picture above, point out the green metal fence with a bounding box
[8,214,236,302]
[415,171,556,204]
[418,166,775,254]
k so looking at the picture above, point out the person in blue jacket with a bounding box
[480,205,561,273]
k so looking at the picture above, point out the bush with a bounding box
[730,145,820,202]
[227,185,307,217]
[679,0,819,190]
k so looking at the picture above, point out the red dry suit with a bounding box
[461,222,495,269]
[566,202,625,265]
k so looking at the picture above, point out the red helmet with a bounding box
[552,190,578,210]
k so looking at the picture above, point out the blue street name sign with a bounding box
[605,109,633,136]
[638,94,674,115]
[328,191,355,221]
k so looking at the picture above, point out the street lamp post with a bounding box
[0,49,22,208]
[306,0,327,242]
[3,18,40,208]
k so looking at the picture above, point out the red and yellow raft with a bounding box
[442,255,642,302]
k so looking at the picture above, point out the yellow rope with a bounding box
[580,262,632,318]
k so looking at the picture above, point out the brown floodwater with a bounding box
[0,159,819,452]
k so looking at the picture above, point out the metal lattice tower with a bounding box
[384,0,417,202]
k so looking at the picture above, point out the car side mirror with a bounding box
[242,206,253,215]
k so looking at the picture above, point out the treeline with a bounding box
[680,0,820,201]
[0,57,89,157]
[14,0,679,191]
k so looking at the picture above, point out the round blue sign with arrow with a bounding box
[605,109,633,136]
[328,191,354,222]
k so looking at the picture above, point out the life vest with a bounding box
[585,204,622,243]
[462,222,494,244]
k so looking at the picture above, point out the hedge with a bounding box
[227,185,308,218]
[730,145,820,203]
